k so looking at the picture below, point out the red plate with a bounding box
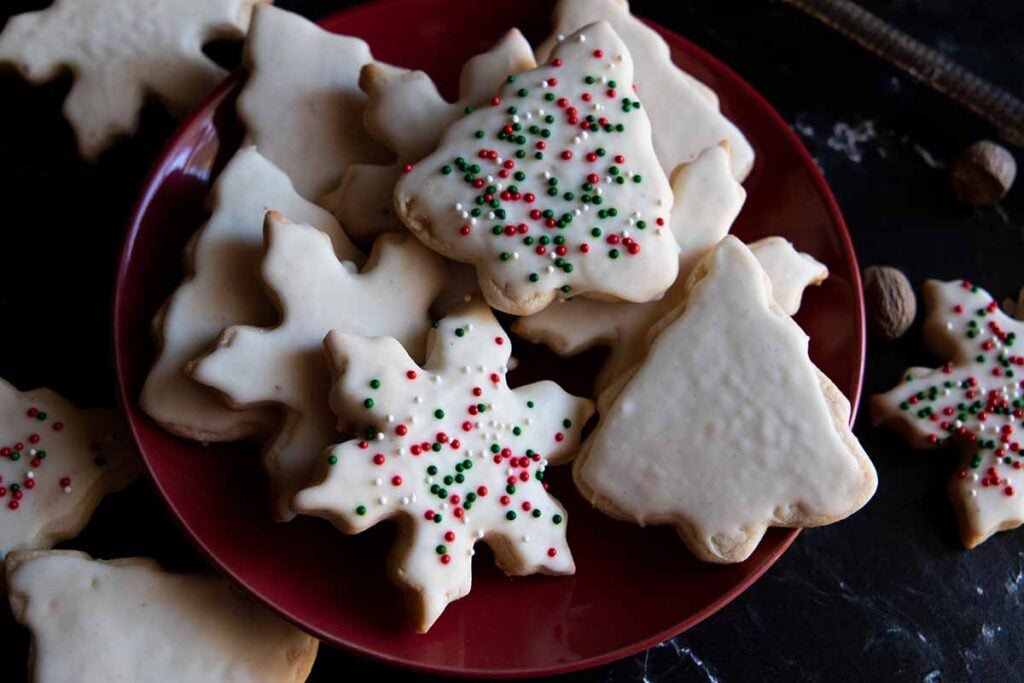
[114,0,864,677]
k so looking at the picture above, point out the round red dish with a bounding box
[114,0,864,677]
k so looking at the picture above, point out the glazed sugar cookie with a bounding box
[6,550,318,682]
[0,379,138,559]
[190,212,446,520]
[538,0,755,180]
[871,279,1024,548]
[514,145,827,395]
[396,22,678,315]
[0,0,264,160]
[575,237,875,564]
[748,237,829,316]
[293,301,593,632]
[238,5,391,199]
[142,147,363,442]
[325,30,537,241]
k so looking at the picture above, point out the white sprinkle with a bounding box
[410,415,419,424]
[547,265,555,274]
[455,203,463,211]
[442,502,450,510]
[544,171,552,179]
[375,478,383,487]
[512,115,520,123]
[632,211,641,218]
[461,211,470,219]
[488,212,496,219]
[476,529,485,539]
[525,112,533,120]
[525,417,533,426]
[26,471,34,479]
[628,218,635,226]
[462,366,472,374]
[467,323,475,332]
[578,33,586,42]
[574,209,582,217]
[521,534,531,543]
[402,496,410,505]
[623,230,630,238]
[375,432,384,441]
[63,486,72,494]
[433,375,443,384]
[512,252,519,260]
[470,217,478,226]
[657,199,665,207]
[378,496,387,505]
[487,175,494,183]
[411,494,417,503]
[29,448,36,456]
[398,447,407,456]
[557,33,565,41]
[467,548,475,556]
[478,364,486,372]
[971,489,978,497]
[656,228,663,236]
[386,414,395,423]
[426,476,434,485]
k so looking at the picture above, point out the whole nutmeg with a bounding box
[863,266,916,340]
[950,141,1016,206]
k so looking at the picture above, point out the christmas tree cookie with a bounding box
[0,0,264,159]
[0,378,138,560]
[190,212,446,520]
[293,301,594,631]
[395,21,679,316]
[575,237,875,563]
[238,5,392,199]
[325,30,537,241]
[514,145,826,396]
[142,147,363,443]
[6,550,318,682]
[538,0,755,180]
[873,279,1024,548]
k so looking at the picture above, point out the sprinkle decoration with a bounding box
[297,303,591,627]
[397,25,674,309]
[875,279,1024,544]
[1,406,109,511]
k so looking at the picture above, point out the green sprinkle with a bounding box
[506,511,517,520]
[356,505,367,516]
[363,398,374,409]
[328,454,338,465]
[370,379,381,389]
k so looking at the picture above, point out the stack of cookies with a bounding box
[0,0,879,665]
[137,1,877,632]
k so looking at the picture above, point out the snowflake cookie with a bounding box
[574,237,875,563]
[395,21,678,316]
[0,0,264,159]
[190,212,446,520]
[293,301,594,631]
[873,279,1024,548]
[142,147,362,443]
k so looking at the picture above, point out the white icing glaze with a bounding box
[538,0,755,180]
[872,279,1024,548]
[748,237,829,315]
[293,301,592,632]
[237,5,391,199]
[514,146,826,397]
[326,30,536,241]
[190,213,445,520]
[395,22,678,316]
[0,379,138,558]
[0,0,261,160]
[6,551,317,682]
[142,147,362,442]
[575,237,876,563]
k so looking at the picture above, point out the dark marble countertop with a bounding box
[1,0,1022,680]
